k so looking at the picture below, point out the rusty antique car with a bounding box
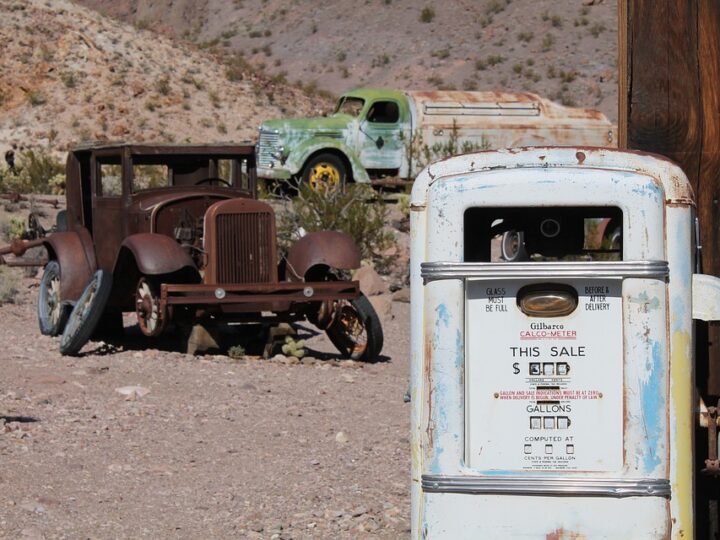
[34,143,382,359]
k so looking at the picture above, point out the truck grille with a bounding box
[215,212,273,283]
[257,130,281,169]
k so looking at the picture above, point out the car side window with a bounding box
[133,165,169,192]
[99,163,122,197]
[366,101,400,124]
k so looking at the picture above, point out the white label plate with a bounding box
[466,279,623,472]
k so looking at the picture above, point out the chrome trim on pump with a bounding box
[421,260,669,283]
[421,475,671,498]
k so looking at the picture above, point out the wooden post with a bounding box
[620,0,720,395]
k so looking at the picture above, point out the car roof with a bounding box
[70,142,256,156]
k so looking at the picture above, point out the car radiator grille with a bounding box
[257,131,280,169]
[215,212,273,283]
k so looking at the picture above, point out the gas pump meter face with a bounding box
[409,149,700,539]
[464,206,625,471]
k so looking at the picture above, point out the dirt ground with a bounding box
[0,200,412,539]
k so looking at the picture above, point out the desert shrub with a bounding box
[227,344,246,359]
[541,34,556,51]
[26,90,46,106]
[0,149,64,194]
[590,22,606,38]
[517,31,534,43]
[277,184,394,263]
[486,55,505,66]
[0,266,20,305]
[155,76,171,95]
[419,7,435,23]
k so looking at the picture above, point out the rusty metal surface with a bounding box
[285,231,361,280]
[42,231,95,302]
[160,281,359,317]
[118,233,196,276]
[203,198,278,285]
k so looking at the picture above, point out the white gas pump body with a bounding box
[409,147,710,539]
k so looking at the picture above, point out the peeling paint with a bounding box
[641,340,664,472]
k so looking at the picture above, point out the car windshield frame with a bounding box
[334,96,365,117]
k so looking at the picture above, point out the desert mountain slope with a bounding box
[0,0,329,154]
[76,0,618,121]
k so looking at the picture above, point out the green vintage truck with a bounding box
[256,88,616,190]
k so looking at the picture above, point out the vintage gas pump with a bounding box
[409,147,720,538]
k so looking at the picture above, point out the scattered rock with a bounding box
[335,431,348,443]
[392,287,410,303]
[115,386,150,400]
[353,265,388,296]
[369,294,393,321]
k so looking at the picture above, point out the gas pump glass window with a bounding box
[463,206,623,262]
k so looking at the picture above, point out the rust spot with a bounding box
[576,151,586,164]
[546,528,586,540]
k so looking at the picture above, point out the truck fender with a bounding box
[42,228,97,302]
[116,233,197,276]
[286,138,370,183]
[285,231,361,281]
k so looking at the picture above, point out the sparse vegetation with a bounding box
[419,7,435,23]
[278,184,394,264]
[486,0,509,15]
[487,55,505,66]
[227,344,246,359]
[541,34,556,51]
[517,31,533,43]
[60,71,77,88]
[155,76,171,96]
[0,149,64,194]
[0,266,20,305]
[431,48,450,60]
[26,90,46,106]
[590,22,606,38]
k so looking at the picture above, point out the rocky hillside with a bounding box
[76,0,618,121]
[0,0,331,156]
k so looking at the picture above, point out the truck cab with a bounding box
[257,88,412,190]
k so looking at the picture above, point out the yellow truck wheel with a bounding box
[302,153,346,193]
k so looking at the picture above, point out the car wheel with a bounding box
[302,153,346,193]
[60,270,113,356]
[135,276,166,337]
[501,230,528,261]
[325,293,383,362]
[38,260,70,336]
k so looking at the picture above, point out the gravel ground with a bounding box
[0,277,411,539]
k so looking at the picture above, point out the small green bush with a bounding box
[278,184,394,264]
[227,344,246,359]
[420,7,435,23]
[0,149,64,194]
[0,266,20,305]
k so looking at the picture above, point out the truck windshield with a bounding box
[334,97,365,117]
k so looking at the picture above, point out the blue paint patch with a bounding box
[640,340,664,472]
[630,182,663,201]
[436,304,450,327]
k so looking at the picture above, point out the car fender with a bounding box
[285,231,361,281]
[117,233,196,276]
[286,138,370,183]
[43,228,97,302]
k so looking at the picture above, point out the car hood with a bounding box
[260,115,353,137]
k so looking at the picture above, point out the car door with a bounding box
[359,100,404,170]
